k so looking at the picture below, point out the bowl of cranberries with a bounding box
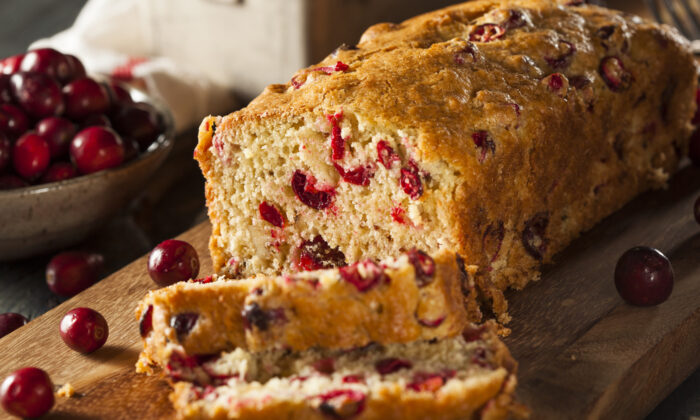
[0,48,174,261]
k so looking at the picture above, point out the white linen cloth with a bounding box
[30,0,238,133]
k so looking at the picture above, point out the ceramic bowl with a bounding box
[0,89,174,261]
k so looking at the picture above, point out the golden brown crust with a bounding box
[195,0,697,322]
[137,250,476,373]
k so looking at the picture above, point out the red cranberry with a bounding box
[341,375,364,384]
[695,196,700,225]
[317,390,366,418]
[259,201,284,228]
[376,140,400,169]
[327,113,345,160]
[139,305,154,338]
[13,133,50,180]
[0,313,28,338]
[596,25,616,40]
[543,73,569,96]
[599,56,632,92]
[400,162,423,199]
[545,40,576,69]
[62,77,110,120]
[63,55,86,82]
[0,54,25,75]
[291,170,334,209]
[59,307,109,353]
[689,129,700,166]
[105,81,132,106]
[0,367,54,418]
[312,61,350,75]
[46,251,104,297]
[312,358,335,374]
[20,48,72,83]
[81,114,111,129]
[121,137,140,162]
[41,162,77,183]
[333,162,375,186]
[462,324,487,342]
[0,75,12,103]
[472,131,496,163]
[147,239,200,287]
[0,174,28,190]
[0,133,10,172]
[407,372,451,392]
[36,117,77,159]
[417,315,445,328]
[469,24,506,42]
[0,104,29,138]
[170,313,199,342]
[339,260,387,292]
[375,358,412,375]
[70,126,125,174]
[111,103,162,150]
[522,212,549,260]
[242,302,270,331]
[295,236,346,271]
[406,249,436,287]
[615,246,674,306]
[10,72,64,118]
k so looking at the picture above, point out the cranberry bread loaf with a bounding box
[195,0,697,321]
[169,321,525,420]
[137,250,480,374]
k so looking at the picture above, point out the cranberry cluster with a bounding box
[0,48,164,190]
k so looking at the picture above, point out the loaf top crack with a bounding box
[195,0,697,321]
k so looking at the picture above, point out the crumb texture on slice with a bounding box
[195,0,698,322]
[170,321,526,420]
[136,250,480,375]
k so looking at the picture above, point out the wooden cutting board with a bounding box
[1,165,699,420]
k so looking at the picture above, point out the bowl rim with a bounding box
[0,84,175,197]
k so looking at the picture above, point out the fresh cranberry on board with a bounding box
[20,48,72,84]
[46,251,104,297]
[70,126,125,174]
[59,307,109,353]
[148,239,200,287]
[0,104,29,138]
[0,313,28,339]
[36,116,77,159]
[614,246,674,306]
[13,133,50,181]
[10,72,65,118]
[63,77,110,120]
[0,367,54,418]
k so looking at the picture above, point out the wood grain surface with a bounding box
[0,165,699,420]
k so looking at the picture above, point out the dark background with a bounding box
[0,1,697,418]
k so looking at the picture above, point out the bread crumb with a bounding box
[571,354,577,361]
[56,383,76,398]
